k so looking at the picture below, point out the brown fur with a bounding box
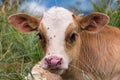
[60,13,120,80]
[8,13,41,33]
[37,23,48,53]
[61,25,120,80]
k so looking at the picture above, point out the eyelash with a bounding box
[69,32,77,42]
[37,33,47,48]
[66,32,77,43]
[37,33,44,40]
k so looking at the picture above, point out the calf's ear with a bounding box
[8,13,41,33]
[73,12,109,33]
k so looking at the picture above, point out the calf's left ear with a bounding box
[73,12,110,33]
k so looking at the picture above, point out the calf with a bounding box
[8,7,120,80]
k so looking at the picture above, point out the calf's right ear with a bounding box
[8,13,41,33]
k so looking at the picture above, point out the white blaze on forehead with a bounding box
[41,7,73,52]
[41,7,73,69]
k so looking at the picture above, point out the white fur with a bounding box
[41,7,73,71]
[25,72,46,80]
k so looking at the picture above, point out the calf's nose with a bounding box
[44,56,63,69]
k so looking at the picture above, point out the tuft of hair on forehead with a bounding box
[42,7,73,23]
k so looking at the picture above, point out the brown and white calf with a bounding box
[8,7,120,80]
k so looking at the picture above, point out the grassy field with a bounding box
[0,1,43,80]
[0,0,120,80]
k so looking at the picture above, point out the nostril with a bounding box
[60,58,62,61]
[45,58,52,65]
[57,58,62,65]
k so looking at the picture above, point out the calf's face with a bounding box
[8,7,109,74]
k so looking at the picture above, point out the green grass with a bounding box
[0,0,120,80]
[91,0,120,27]
[0,1,43,80]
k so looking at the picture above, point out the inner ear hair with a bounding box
[8,13,41,33]
[79,12,110,32]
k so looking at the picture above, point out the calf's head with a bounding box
[8,7,109,74]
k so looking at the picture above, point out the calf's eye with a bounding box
[37,33,46,48]
[66,32,78,44]
[69,32,77,42]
